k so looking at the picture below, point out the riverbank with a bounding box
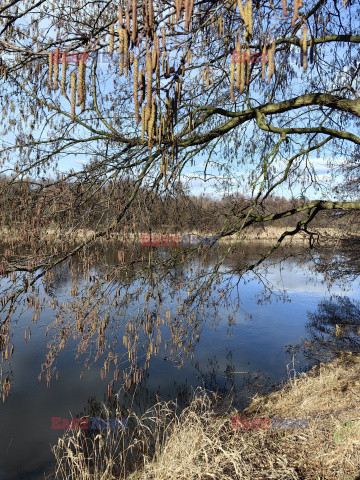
[1,225,356,245]
[65,226,359,245]
[53,352,360,480]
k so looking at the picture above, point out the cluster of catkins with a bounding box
[46,0,194,139]
[48,48,86,121]
[112,0,163,148]
[237,0,253,37]
[229,0,310,99]
[46,0,313,130]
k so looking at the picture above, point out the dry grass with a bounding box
[53,353,360,480]
[52,396,181,480]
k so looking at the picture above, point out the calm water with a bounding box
[0,243,359,479]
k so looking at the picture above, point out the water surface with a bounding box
[0,243,359,479]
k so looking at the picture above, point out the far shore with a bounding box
[0,225,357,245]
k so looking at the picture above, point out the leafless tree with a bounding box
[0,0,360,400]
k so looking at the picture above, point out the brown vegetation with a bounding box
[0,175,356,242]
[52,352,360,480]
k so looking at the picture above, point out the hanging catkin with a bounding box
[239,49,245,92]
[48,51,53,90]
[302,23,307,70]
[77,56,85,110]
[80,74,86,111]
[146,51,152,105]
[292,0,303,27]
[230,57,235,101]
[125,7,131,34]
[162,25,166,52]
[188,111,193,134]
[261,44,266,81]
[155,34,160,64]
[145,103,152,137]
[53,48,59,90]
[165,96,171,119]
[170,13,175,33]
[61,51,67,97]
[70,70,76,121]
[190,0,194,28]
[81,58,86,111]
[268,41,275,84]
[109,24,114,54]
[156,52,161,86]
[282,0,287,16]
[236,42,241,89]
[239,0,252,37]
[132,0,137,44]
[118,28,123,54]
[118,4,124,27]
[292,0,298,26]
[148,97,157,147]
[124,28,129,77]
[175,0,181,20]
[123,28,129,56]
[148,0,154,29]
[133,56,140,124]
[246,0,253,36]
[118,28,124,75]
[152,47,157,71]
[185,0,194,30]
[160,153,164,174]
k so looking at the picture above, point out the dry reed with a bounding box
[53,354,360,480]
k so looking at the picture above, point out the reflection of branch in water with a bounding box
[191,351,236,395]
[297,296,360,363]
[0,241,294,400]
[311,241,360,284]
[0,241,345,402]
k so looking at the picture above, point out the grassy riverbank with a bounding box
[53,352,360,480]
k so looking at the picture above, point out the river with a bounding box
[0,241,359,479]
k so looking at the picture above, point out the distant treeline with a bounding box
[0,175,352,235]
